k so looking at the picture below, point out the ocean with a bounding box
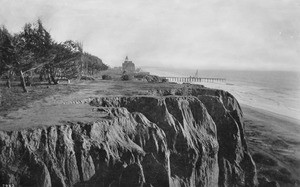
[142,67,300,121]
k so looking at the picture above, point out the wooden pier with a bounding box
[165,76,226,83]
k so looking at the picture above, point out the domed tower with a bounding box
[122,56,135,73]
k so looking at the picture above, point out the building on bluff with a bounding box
[122,56,135,73]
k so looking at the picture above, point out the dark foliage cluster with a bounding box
[102,75,112,80]
[121,74,133,81]
[0,19,108,92]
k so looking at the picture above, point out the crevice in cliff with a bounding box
[71,130,84,182]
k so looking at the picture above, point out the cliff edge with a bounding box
[0,83,258,187]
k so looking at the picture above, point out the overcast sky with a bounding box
[0,0,299,71]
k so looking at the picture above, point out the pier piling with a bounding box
[165,76,225,83]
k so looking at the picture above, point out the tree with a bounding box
[39,40,83,84]
[0,26,15,88]
[62,40,83,79]
[80,52,108,75]
[12,19,54,92]
[1,20,56,92]
[1,19,105,92]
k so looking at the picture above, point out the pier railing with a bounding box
[165,77,226,83]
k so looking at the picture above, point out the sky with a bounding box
[0,0,299,71]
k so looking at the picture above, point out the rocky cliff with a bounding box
[0,85,258,187]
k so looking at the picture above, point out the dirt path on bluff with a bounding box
[0,80,173,131]
[0,80,117,131]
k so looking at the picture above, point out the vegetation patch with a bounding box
[121,74,133,81]
[0,19,108,93]
[102,75,112,80]
[0,82,82,117]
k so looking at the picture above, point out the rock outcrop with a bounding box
[0,85,258,187]
[150,85,258,187]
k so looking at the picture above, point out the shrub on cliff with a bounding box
[102,75,112,80]
[134,74,145,79]
[121,74,133,81]
[80,75,95,80]
[145,75,168,83]
[145,75,159,83]
[161,77,168,83]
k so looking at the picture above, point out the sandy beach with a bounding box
[242,105,300,186]
[196,81,300,185]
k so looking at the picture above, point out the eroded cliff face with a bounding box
[0,85,257,187]
[151,86,258,187]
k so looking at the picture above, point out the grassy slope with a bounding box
[0,81,83,117]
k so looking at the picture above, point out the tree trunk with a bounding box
[39,73,43,82]
[5,71,13,88]
[6,78,11,88]
[19,70,28,93]
[50,74,58,84]
[77,55,83,80]
[49,68,58,84]
[47,73,52,84]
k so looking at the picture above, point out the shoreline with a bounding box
[241,104,300,185]
[241,103,300,126]
[196,81,300,121]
